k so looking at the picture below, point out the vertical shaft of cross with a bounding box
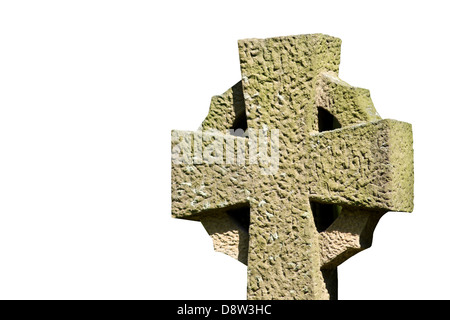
[239,34,344,299]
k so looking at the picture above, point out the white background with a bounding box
[0,1,448,299]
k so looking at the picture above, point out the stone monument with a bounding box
[171,34,414,299]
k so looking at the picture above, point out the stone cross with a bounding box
[171,34,414,300]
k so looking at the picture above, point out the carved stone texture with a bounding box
[171,34,414,300]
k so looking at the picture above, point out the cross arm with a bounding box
[308,119,414,212]
[171,130,253,220]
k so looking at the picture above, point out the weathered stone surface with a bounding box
[171,34,414,300]
[308,119,414,211]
